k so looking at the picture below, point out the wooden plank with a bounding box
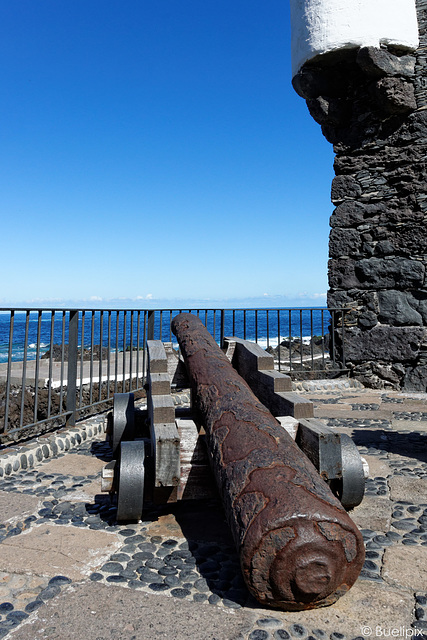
[269,392,314,419]
[224,336,274,379]
[148,394,175,425]
[147,340,168,373]
[253,369,292,393]
[149,372,171,396]
[297,418,342,482]
[224,338,294,414]
[150,422,180,487]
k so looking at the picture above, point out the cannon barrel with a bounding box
[171,313,364,611]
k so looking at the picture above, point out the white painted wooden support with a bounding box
[163,342,189,388]
[101,460,116,492]
[175,417,215,500]
[361,457,370,479]
[296,418,342,482]
[147,340,168,374]
[276,416,299,441]
[149,372,171,396]
[151,422,180,487]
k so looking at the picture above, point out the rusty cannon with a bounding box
[102,312,367,610]
[170,312,365,611]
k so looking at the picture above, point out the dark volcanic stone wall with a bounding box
[293,0,427,391]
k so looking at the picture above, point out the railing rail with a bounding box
[0,306,348,442]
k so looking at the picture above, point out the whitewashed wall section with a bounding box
[290,0,420,78]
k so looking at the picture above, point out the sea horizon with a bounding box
[0,293,327,312]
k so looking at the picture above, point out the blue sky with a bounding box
[0,0,334,309]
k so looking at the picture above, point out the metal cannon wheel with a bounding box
[116,440,145,522]
[108,393,135,458]
[332,433,365,510]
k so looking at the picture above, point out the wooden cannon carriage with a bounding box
[101,313,366,611]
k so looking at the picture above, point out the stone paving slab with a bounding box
[7,582,253,640]
[0,492,40,524]
[350,496,392,531]
[0,524,121,581]
[269,580,415,638]
[0,384,427,640]
[39,454,106,476]
[382,546,427,591]
[389,476,427,502]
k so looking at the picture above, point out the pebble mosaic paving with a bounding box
[0,389,426,639]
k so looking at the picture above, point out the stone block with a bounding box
[378,290,423,326]
[330,201,386,228]
[370,77,417,114]
[355,257,425,289]
[403,363,427,391]
[329,228,362,258]
[357,47,416,78]
[331,175,362,203]
[344,326,425,363]
[328,258,360,289]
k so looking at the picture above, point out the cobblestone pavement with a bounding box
[0,385,426,640]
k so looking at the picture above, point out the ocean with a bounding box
[0,308,332,364]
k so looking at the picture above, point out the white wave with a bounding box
[255,335,316,350]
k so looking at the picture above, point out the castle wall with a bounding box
[291,0,427,390]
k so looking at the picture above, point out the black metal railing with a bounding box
[0,307,348,442]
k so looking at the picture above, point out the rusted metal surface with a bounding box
[171,313,365,611]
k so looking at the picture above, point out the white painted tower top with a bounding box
[290,0,419,78]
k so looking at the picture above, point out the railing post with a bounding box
[147,310,155,340]
[220,309,225,349]
[66,310,79,426]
